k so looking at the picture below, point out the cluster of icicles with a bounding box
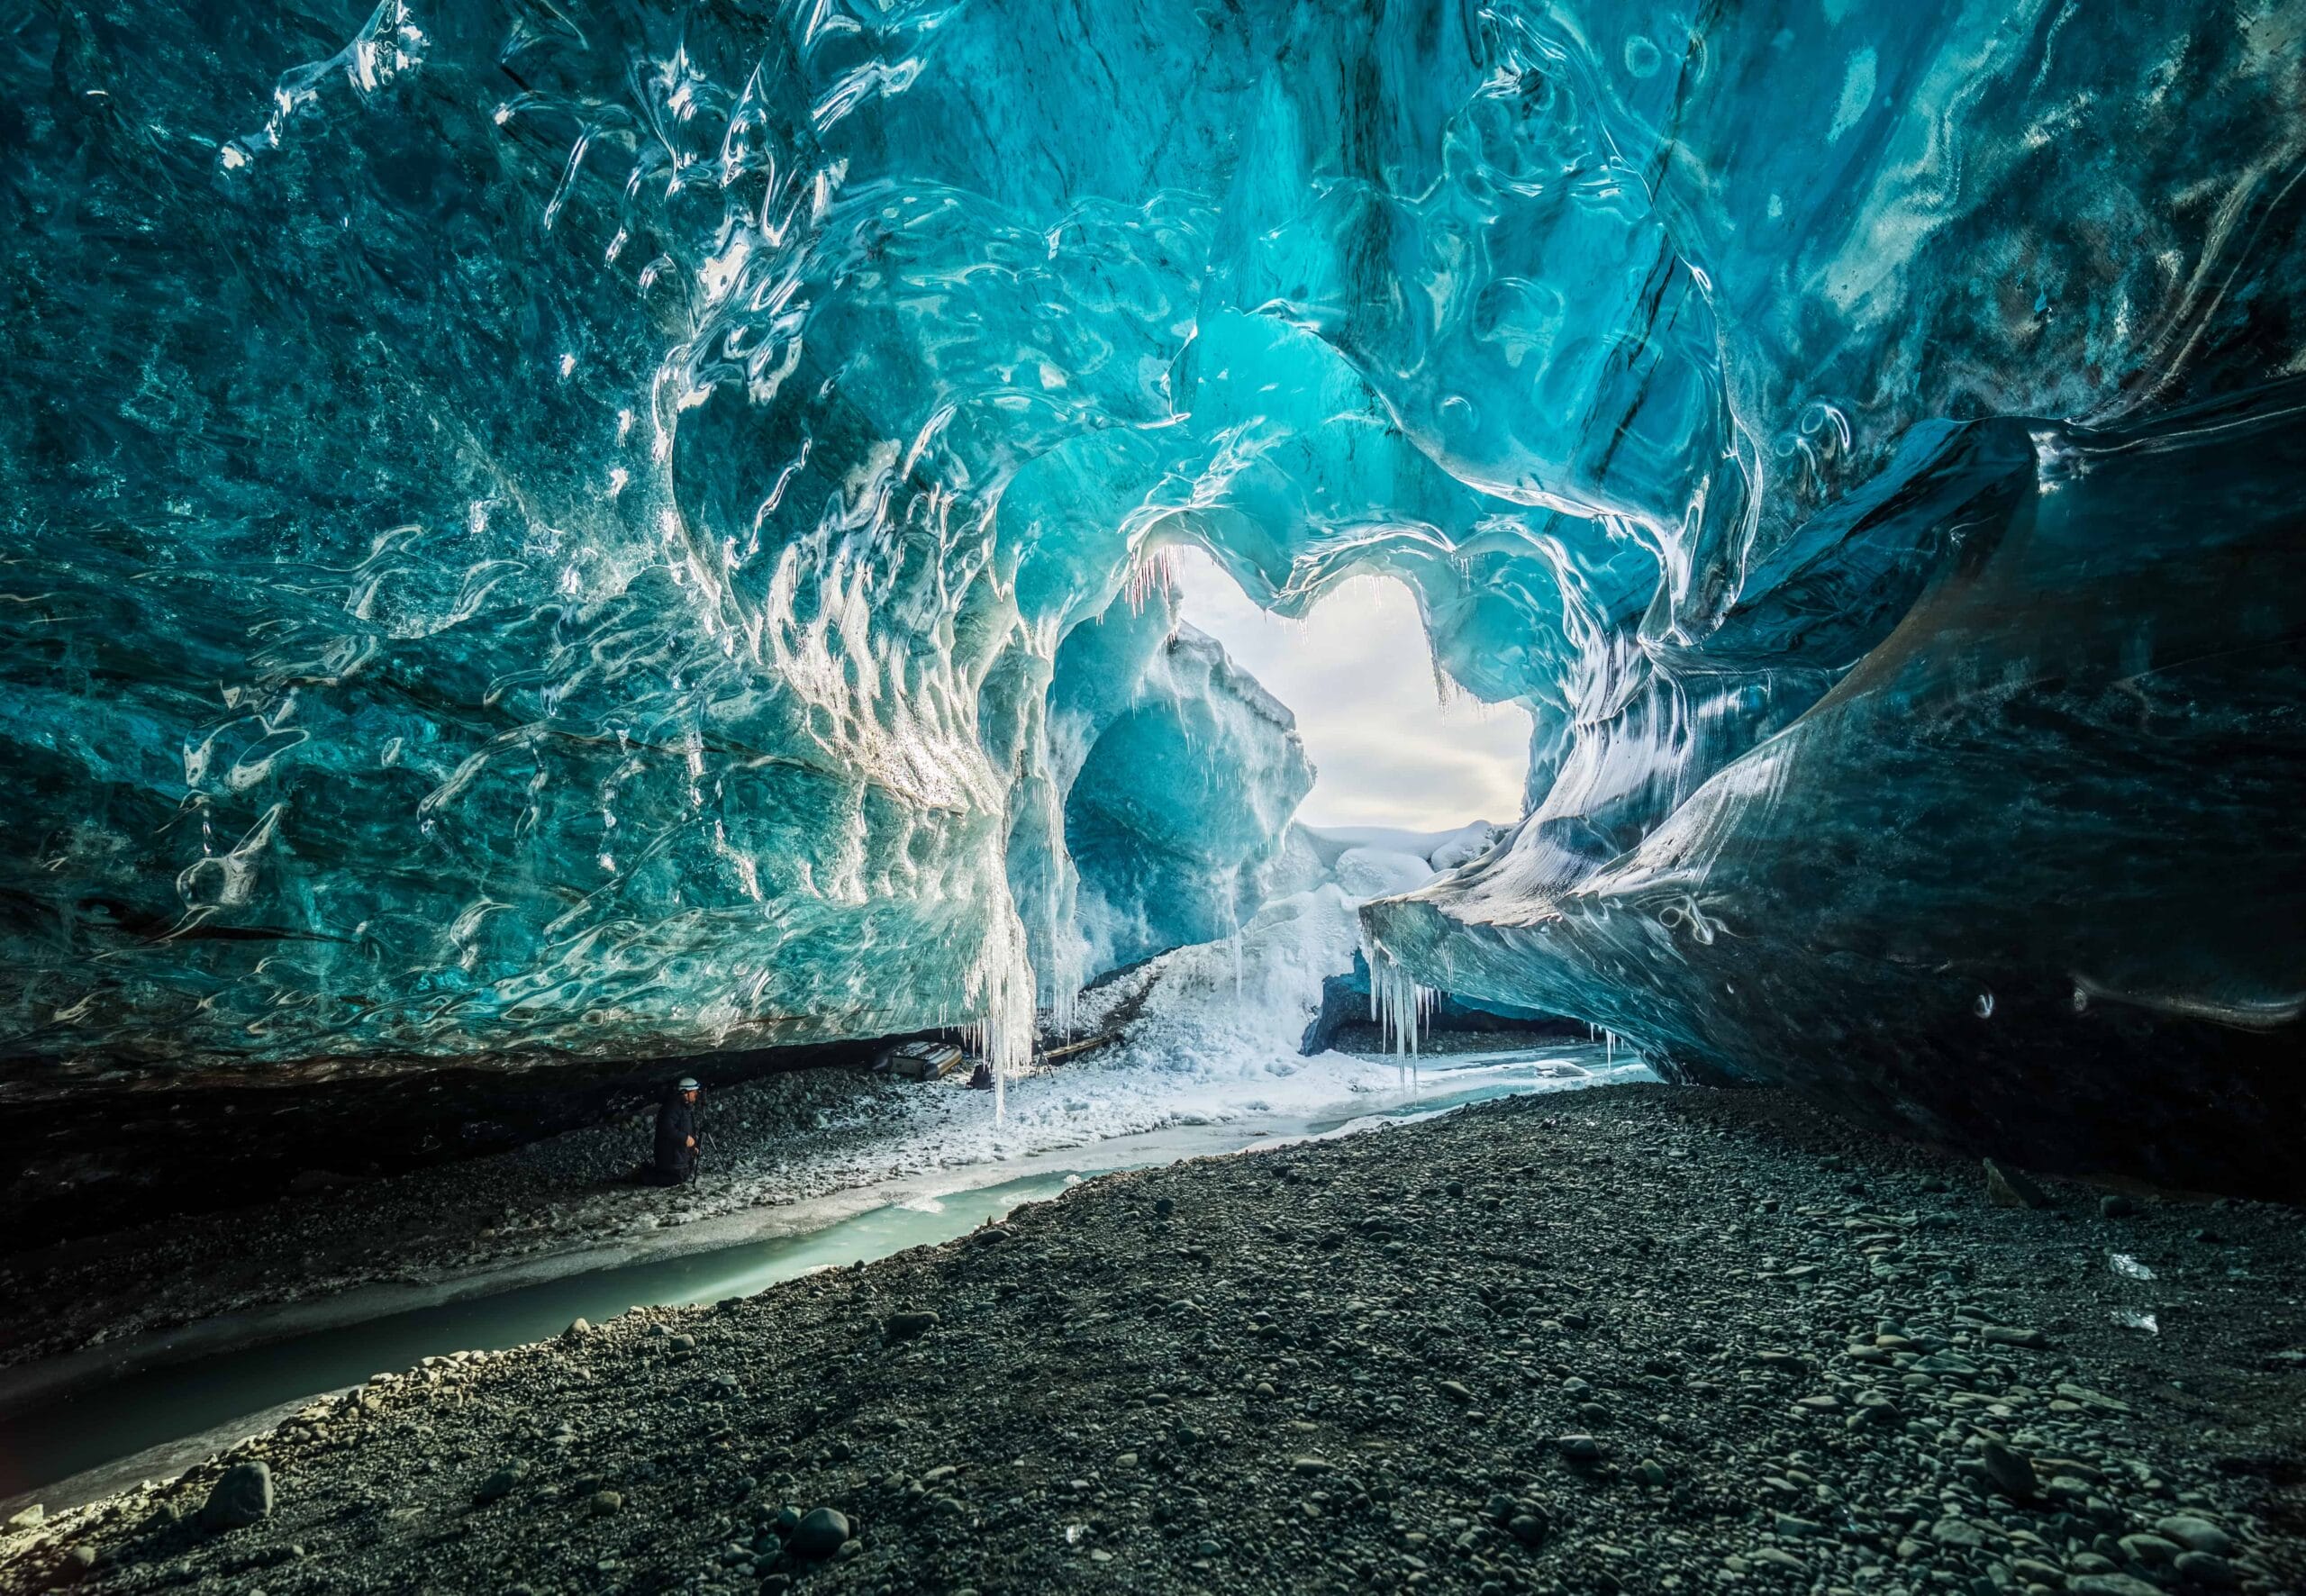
[1362,933,1624,1073]
[1364,935,1439,1065]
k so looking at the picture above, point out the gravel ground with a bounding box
[4,1084,2300,1596]
[0,1068,981,1371]
[0,1036,1624,1374]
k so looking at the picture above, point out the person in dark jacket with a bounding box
[649,1076,702,1185]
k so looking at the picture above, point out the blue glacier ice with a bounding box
[1,1,2300,1192]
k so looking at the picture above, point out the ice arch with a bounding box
[0,1,2300,1192]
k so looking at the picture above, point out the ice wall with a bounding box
[2,1,2301,1191]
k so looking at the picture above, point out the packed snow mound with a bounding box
[1299,823,1506,876]
[1330,848,1436,903]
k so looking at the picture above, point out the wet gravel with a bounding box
[5,1084,2300,1595]
[0,1068,963,1371]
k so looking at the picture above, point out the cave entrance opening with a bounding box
[1166,548,1531,836]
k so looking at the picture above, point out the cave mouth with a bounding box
[1167,548,1531,834]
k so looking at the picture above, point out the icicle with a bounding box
[1362,934,1434,1074]
[1122,541,1179,614]
[965,900,1037,1128]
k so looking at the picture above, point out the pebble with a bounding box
[473,1463,528,1504]
[200,1461,275,1532]
[1979,1437,2037,1497]
[2120,1533,2180,1564]
[2069,1576,2163,1596]
[1984,1159,2050,1208]
[2155,1515,2235,1555]
[791,1506,850,1559]
[1979,1324,2047,1348]
[2173,1550,2239,1588]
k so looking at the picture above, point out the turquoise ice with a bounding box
[1,2,2299,1191]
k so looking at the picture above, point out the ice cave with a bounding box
[1,2,2301,1589]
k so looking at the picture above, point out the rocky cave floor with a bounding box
[4,1084,2301,1596]
[0,1068,992,1372]
[0,1029,1576,1374]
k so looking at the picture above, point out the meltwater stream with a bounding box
[0,1049,1644,1519]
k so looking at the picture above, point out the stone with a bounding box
[1978,1438,2037,1497]
[2056,1383,2132,1414]
[589,1491,622,1517]
[792,1507,851,1559]
[473,1463,529,1505]
[2154,1516,2235,1556]
[1984,1160,2050,1208]
[2070,1576,2165,1596]
[1929,1518,1984,1549]
[5,1504,42,1531]
[2119,1533,2180,1565]
[2173,1550,2238,1588]
[200,1462,274,1532]
[1507,1513,1548,1546]
[1979,1325,2047,1348]
[885,1310,940,1341]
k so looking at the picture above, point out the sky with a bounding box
[1169,549,1532,831]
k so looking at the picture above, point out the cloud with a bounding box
[1171,552,1531,830]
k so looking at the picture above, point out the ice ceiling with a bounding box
[3,2,2301,1189]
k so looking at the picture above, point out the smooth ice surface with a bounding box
[2,1,2301,1192]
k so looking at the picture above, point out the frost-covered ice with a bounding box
[849,841,1646,1174]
